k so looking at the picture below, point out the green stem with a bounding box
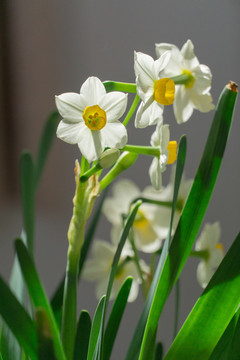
[80,163,101,182]
[131,197,183,212]
[103,81,136,93]
[80,155,89,174]
[123,94,140,126]
[121,144,160,157]
[129,231,145,292]
[173,279,180,339]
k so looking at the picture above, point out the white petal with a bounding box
[197,262,212,288]
[173,87,194,124]
[149,157,162,190]
[99,92,128,122]
[155,43,183,75]
[190,92,215,113]
[155,43,178,57]
[77,127,104,162]
[135,99,163,128]
[133,221,162,253]
[181,39,199,69]
[153,51,171,78]
[101,121,128,149]
[136,75,154,102]
[192,65,212,94]
[134,52,156,88]
[80,76,106,105]
[55,93,84,122]
[56,120,85,144]
[159,124,170,152]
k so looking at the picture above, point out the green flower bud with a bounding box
[99,148,120,169]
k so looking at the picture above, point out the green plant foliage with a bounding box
[138,84,238,360]
[103,277,133,360]
[87,297,105,360]
[164,232,240,359]
[0,276,38,360]
[74,311,92,360]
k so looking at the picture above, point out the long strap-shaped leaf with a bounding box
[0,276,38,360]
[87,297,105,360]
[126,136,187,360]
[164,232,240,359]
[15,239,66,360]
[139,83,238,360]
[74,310,92,360]
[103,277,133,360]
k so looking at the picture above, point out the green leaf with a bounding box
[50,190,108,316]
[209,314,237,359]
[154,342,163,360]
[95,200,143,360]
[103,277,133,360]
[0,276,38,360]
[35,111,59,187]
[164,232,240,359]
[126,135,187,360]
[138,83,238,360]
[74,310,92,360]
[20,152,35,254]
[228,312,240,360]
[36,308,57,360]
[87,296,105,360]
[15,239,66,360]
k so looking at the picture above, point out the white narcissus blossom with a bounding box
[144,167,192,240]
[81,240,143,302]
[55,77,128,163]
[149,123,177,190]
[155,39,214,124]
[195,222,224,288]
[103,179,167,253]
[134,51,175,128]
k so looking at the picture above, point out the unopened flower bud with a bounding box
[99,148,120,169]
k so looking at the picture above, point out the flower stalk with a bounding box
[61,162,100,359]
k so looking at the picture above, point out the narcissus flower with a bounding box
[56,77,128,162]
[82,240,141,302]
[155,39,214,124]
[149,123,177,190]
[195,222,224,288]
[134,51,175,128]
[103,179,166,252]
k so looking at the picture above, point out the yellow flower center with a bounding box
[134,210,149,229]
[215,243,224,252]
[153,78,175,105]
[83,105,106,130]
[167,141,178,164]
[182,70,195,88]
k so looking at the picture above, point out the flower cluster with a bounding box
[55,39,217,302]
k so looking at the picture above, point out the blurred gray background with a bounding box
[0,0,240,358]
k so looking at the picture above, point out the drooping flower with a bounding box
[155,39,214,124]
[102,179,167,252]
[55,77,128,162]
[195,222,224,288]
[149,123,177,190]
[81,239,143,302]
[134,51,175,128]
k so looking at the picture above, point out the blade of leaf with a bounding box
[0,276,38,360]
[227,311,240,360]
[154,342,163,360]
[208,311,239,360]
[15,238,66,360]
[126,135,187,360]
[95,200,143,360]
[139,83,238,360]
[74,310,92,360]
[36,308,57,360]
[164,232,240,360]
[35,111,59,187]
[87,297,105,360]
[50,189,108,316]
[103,277,133,360]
